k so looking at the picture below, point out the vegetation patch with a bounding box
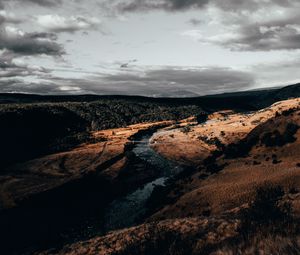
[261,123,299,147]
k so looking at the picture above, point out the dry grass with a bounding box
[149,99,300,220]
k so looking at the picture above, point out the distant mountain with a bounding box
[267,83,300,102]
[1,83,300,111]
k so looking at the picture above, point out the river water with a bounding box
[103,132,184,231]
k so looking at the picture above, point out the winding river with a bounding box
[103,130,184,232]
[1,127,186,254]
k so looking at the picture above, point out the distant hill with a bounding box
[1,83,299,111]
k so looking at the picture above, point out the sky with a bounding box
[0,0,300,97]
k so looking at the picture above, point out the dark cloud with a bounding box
[213,0,270,12]
[0,3,64,56]
[0,67,254,96]
[189,18,203,26]
[0,51,50,79]
[197,8,300,51]
[220,24,300,51]
[102,67,254,95]
[0,56,20,73]
[0,21,61,83]
[0,69,46,80]
[101,0,298,13]
[0,28,64,56]
[28,32,58,40]
[0,60,13,69]
[0,79,68,94]
[175,0,300,51]
[120,59,138,68]
[0,0,61,8]
[1,0,297,12]
[0,50,56,93]
[0,65,49,78]
[212,0,297,12]
[101,0,209,13]
[25,0,61,6]
[0,0,298,96]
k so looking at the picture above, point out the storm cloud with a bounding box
[101,0,298,13]
[220,24,300,51]
[0,27,64,56]
[0,50,50,80]
[0,0,61,8]
[25,0,61,6]
[100,0,209,13]
[180,0,300,51]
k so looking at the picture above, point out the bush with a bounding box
[261,123,299,147]
[182,125,191,134]
[240,184,292,232]
[117,223,193,255]
[196,113,208,124]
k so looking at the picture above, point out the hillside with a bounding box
[0,84,300,254]
[149,98,300,219]
[0,100,203,167]
[1,83,300,168]
[37,97,300,255]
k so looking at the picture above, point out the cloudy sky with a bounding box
[0,0,300,96]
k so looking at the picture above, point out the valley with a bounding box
[0,84,300,254]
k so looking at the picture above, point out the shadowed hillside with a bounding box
[0,101,203,167]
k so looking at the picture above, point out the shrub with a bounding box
[118,223,193,255]
[196,113,208,124]
[240,184,292,232]
[261,123,299,147]
[182,125,191,134]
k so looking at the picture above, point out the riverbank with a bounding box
[103,131,187,232]
[0,120,178,254]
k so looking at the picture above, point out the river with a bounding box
[0,127,186,254]
[103,131,185,231]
